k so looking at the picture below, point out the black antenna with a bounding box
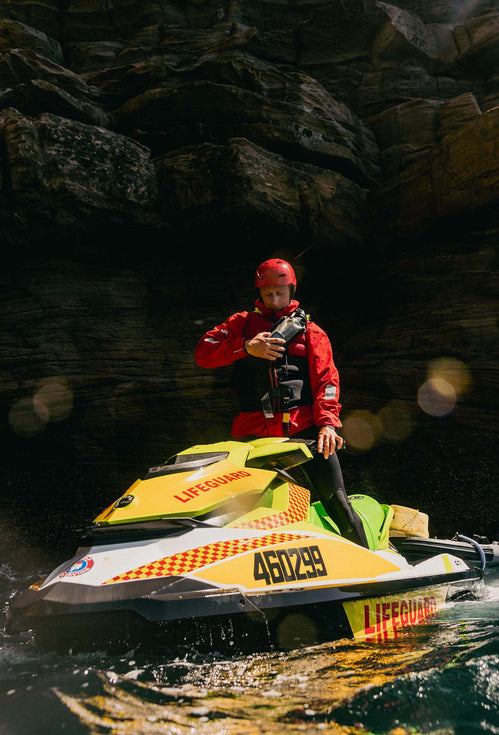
[294,241,317,261]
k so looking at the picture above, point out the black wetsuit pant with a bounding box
[295,427,370,548]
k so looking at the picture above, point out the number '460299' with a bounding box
[253,545,328,585]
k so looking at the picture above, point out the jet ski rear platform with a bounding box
[390,535,499,572]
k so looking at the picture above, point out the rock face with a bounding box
[0,0,497,540]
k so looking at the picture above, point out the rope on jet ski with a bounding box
[456,534,487,572]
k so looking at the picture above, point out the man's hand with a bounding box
[317,426,343,459]
[244,332,285,360]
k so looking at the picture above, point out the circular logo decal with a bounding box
[60,555,94,577]
[114,494,135,508]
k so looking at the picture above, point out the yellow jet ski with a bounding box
[6,438,485,652]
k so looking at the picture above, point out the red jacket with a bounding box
[195,298,342,439]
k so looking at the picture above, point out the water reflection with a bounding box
[43,621,492,735]
[1,563,497,735]
[51,639,430,734]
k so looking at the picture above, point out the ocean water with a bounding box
[0,532,498,735]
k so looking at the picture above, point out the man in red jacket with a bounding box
[195,258,368,547]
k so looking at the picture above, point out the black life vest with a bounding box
[233,354,312,416]
[232,308,311,416]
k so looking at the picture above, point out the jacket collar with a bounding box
[254,298,300,322]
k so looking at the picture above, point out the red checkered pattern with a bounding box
[104,532,306,584]
[234,483,310,530]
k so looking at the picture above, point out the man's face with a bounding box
[260,285,291,312]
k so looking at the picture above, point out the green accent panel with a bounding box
[378,504,395,549]
[311,501,341,535]
[349,494,390,550]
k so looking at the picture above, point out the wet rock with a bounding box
[0,18,63,65]
[367,98,442,175]
[62,0,224,45]
[0,48,99,100]
[0,79,109,126]
[454,9,499,71]
[112,70,380,185]
[371,2,440,67]
[155,137,369,246]
[373,106,499,236]
[0,108,158,228]
[437,92,482,139]
[350,64,472,117]
[0,0,62,40]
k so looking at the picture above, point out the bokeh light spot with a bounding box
[427,357,471,395]
[9,396,49,437]
[343,410,381,451]
[35,377,73,422]
[8,377,73,438]
[417,377,456,417]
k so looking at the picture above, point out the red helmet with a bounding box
[254,259,296,288]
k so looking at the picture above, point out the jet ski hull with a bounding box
[7,530,482,652]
